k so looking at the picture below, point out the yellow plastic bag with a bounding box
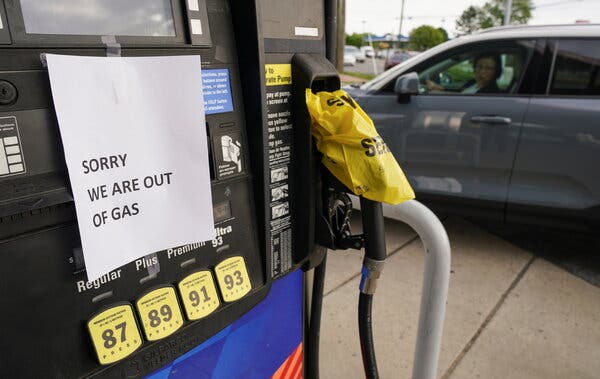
[306,89,415,205]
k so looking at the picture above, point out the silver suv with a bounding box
[346,24,600,232]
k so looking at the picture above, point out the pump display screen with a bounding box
[20,0,176,36]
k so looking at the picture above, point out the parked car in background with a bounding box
[376,49,390,59]
[361,45,375,58]
[384,50,418,70]
[346,24,600,233]
[344,45,365,63]
[343,52,356,66]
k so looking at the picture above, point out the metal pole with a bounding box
[504,0,513,25]
[325,0,338,65]
[336,0,346,72]
[362,20,378,76]
[389,200,451,379]
[398,0,406,48]
[368,33,378,75]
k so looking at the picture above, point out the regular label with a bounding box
[87,304,142,365]
[215,256,252,302]
[178,271,220,320]
[135,287,184,341]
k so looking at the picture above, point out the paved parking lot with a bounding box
[345,58,386,76]
[319,213,600,378]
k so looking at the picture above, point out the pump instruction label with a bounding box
[87,304,142,365]
[265,62,294,278]
[215,131,244,178]
[135,286,184,341]
[202,69,234,114]
[265,64,292,86]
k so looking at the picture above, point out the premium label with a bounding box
[178,270,220,320]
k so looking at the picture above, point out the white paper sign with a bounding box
[46,54,215,281]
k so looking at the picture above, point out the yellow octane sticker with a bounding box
[87,304,142,365]
[135,287,184,341]
[265,64,292,86]
[215,256,252,302]
[178,271,220,320]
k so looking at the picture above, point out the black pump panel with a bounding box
[0,1,264,378]
[0,0,336,377]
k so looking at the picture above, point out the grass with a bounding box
[343,71,375,81]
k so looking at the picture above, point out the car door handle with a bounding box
[470,116,512,125]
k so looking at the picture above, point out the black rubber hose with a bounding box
[307,254,327,379]
[359,293,379,379]
[360,198,387,261]
[358,197,387,379]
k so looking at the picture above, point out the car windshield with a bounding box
[390,52,410,61]
[345,46,358,53]
[359,38,460,91]
[360,56,418,90]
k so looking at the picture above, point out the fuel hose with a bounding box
[358,197,387,379]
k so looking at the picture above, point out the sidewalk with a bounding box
[319,215,600,378]
[339,73,366,84]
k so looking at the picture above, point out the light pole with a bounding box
[336,0,346,72]
[504,0,513,25]
[398,0,406,48]
[363,20,378,75]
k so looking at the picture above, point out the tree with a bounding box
[408,25,445,51]
[456,6,487,34]
[485,0,532,25]
[437,27,449,42]
[455,0,533,35]
[345,33,363,47]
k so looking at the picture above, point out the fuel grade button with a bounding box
[135,286,184,341]
[87,303,142,365]
[178,270,220,320]
[215,256,252,302]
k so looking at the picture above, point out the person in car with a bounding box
[426,53,502,94]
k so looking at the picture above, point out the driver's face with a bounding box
[474,57,496,88]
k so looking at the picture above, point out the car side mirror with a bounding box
[394,72,419,103]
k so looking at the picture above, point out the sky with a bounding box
[345,0,600,37]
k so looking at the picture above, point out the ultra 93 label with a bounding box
[215,256,252,302]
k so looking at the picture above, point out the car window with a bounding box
[379,40,534,95]
[548,40,600,96]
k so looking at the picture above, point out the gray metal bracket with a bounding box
[394,200,451,379]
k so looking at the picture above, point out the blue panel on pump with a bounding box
[145,269,303,379]
[202,69,234,114]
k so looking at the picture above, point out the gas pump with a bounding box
[0,1,449,378]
